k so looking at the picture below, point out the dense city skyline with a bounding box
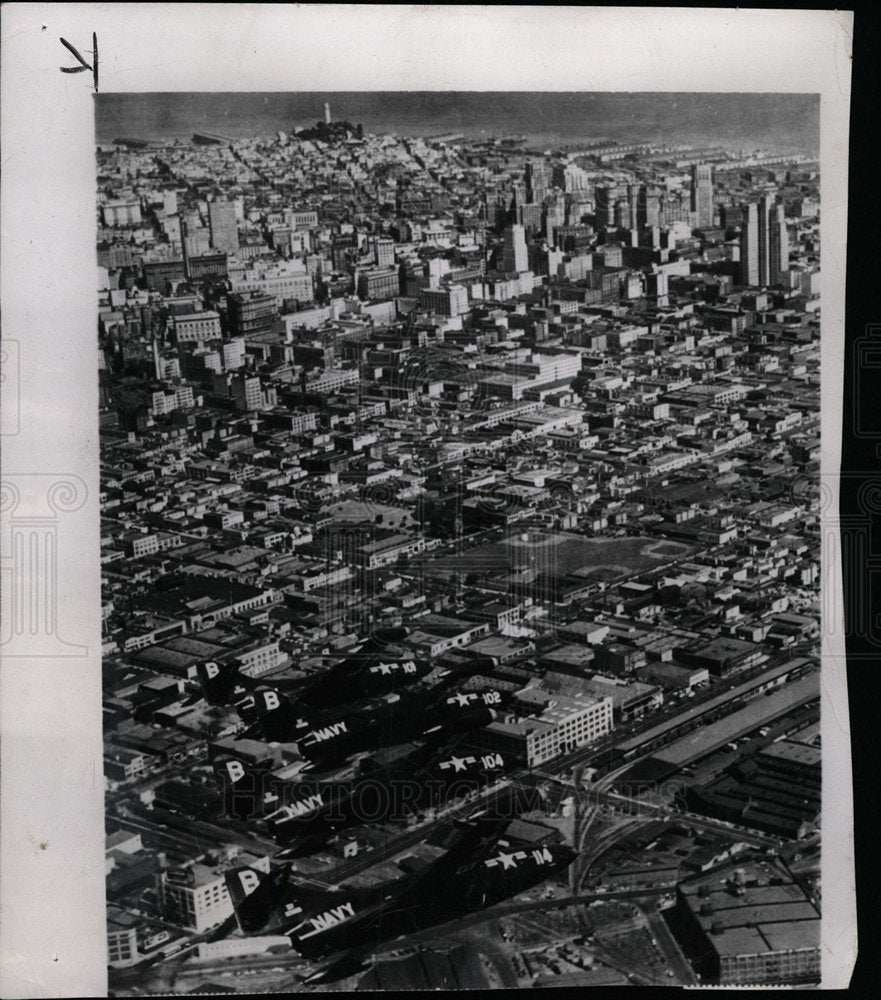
[98,100,822,991]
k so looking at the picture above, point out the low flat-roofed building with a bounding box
[684,734,821,839]
[653,671,819,769]
[107,906,140,968]
[233,638,283,677]
[466,598,533,630]
[131,644,200,678]
[536,642,596,674]
[638,660,709,691]
[581,674,663,721]
[505,817,561,846]
[106,830,143,855]
[356,531,426,570]
[675,636,763,676]
[208,736,287,768]
[667,859,820,984]
[406,615,490,657]
[462,634,533,663]
[104,743,156,782]
[556,620,609,645]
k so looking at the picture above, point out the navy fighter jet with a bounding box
[224,786,576,984]
[249,683,506,768]
[191,627,426,714]
[212,735,514,850]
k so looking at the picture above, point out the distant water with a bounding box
[95,92,819,156]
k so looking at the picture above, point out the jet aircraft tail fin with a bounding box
[225,863,292,934]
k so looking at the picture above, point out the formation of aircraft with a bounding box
[185,627,576,977]
[192,629,503,724]
[189,625,513,769]
[275,684,509,766]
[223,785,577,984]
[191,626,419,711]
[212,734,514,852]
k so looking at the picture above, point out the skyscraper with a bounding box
[691,163,714,228]
[741,193,786,287]
[594,185,620,228]
[757,193,774,287]
[374,236,395,267]
[658,191,691,229]
[768,203,789,286]
[502,224,528,273]
[739,202,759,286]
[555,163,591,193]
[627,184,640,231]
[637,186,660,229]
[511,182,529,211]
[483,188,508,230]
[517,203,543,237]
[525,160,550,205]
[208,199,239,255]
[543,192,565,245]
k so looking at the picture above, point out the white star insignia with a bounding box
[449,692,475,708]
[486,850,526,870]
[441,754,475,773]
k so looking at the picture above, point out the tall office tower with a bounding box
[179,214,189,277]
[179,216,208,277]
[658,192,691,229]
[208,199,239,254]
[627,184,640,230]
[324,102,331,124]
[756,192,776,286]
[152,335,163,381]
[525,160,550,204]
[719,204,744,230]
[518,203,543,237]
[483,189,508,230]
[768,203,789,285]
[739,202,760,286]
[544,192,566,245]
[501,224,528,273]
[554,162,590,193]
[511,182,529,211]
[691,163,714,228]
[374,236,395,267]
[568,164,592,193]
[566,193,592,225]
[647,270,669,307]
[594,185,619,228]
[637,186,660,229]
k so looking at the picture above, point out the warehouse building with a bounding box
[666,859,820,984]
[473,686,613,767]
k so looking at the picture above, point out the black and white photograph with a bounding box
[0,5,858,996]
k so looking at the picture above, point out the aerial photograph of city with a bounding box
[96,90,823,992]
